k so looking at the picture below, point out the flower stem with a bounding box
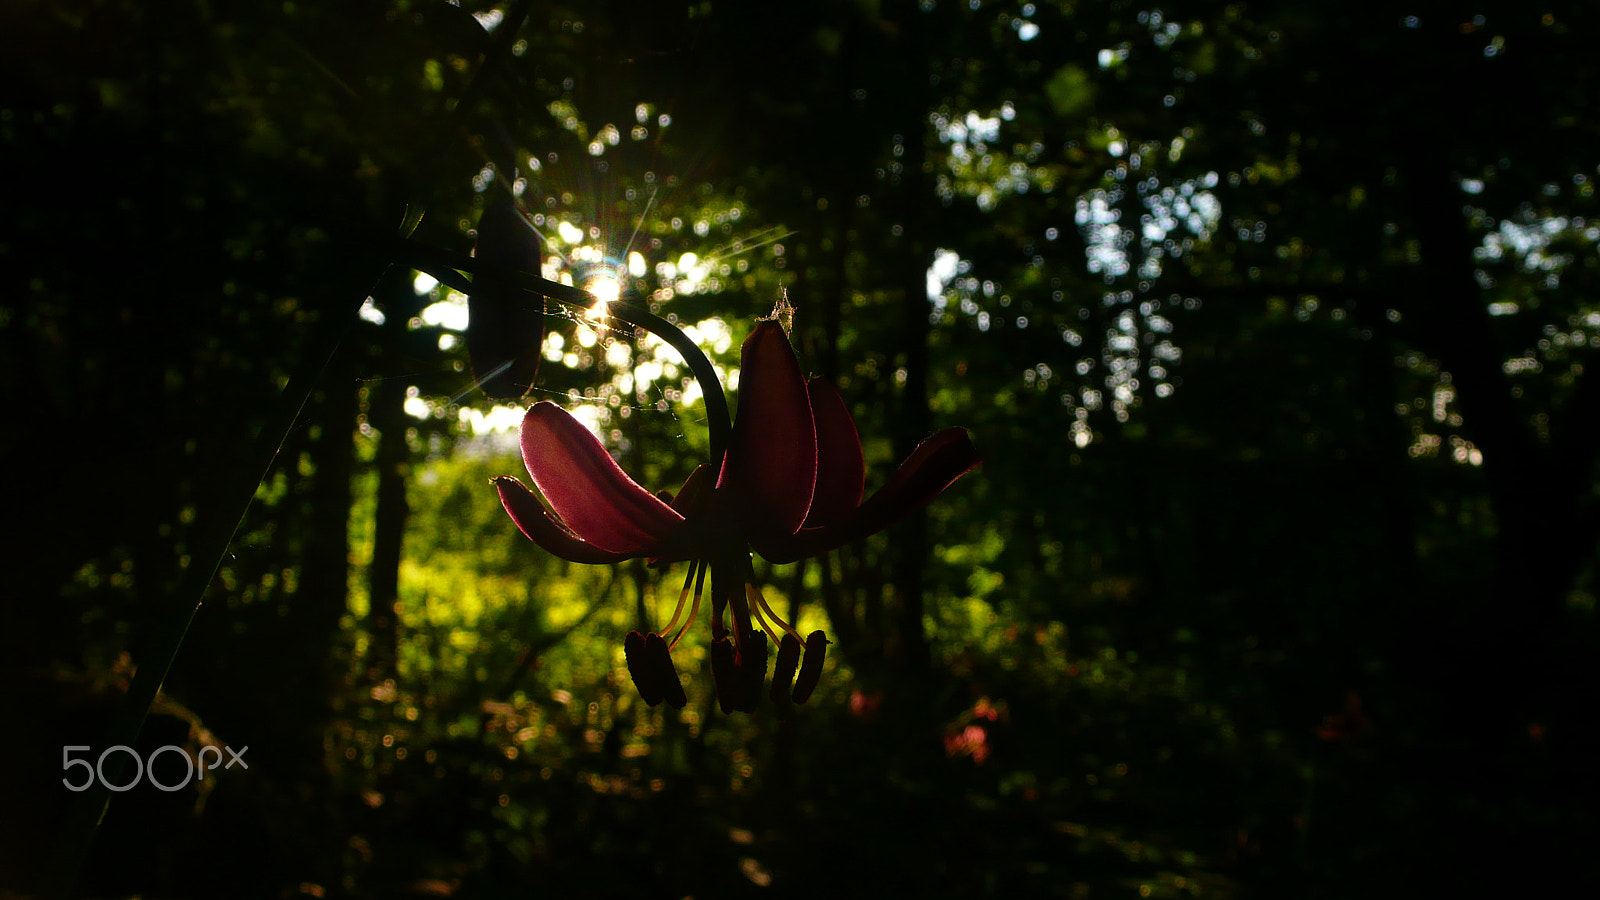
[397,238,734,463]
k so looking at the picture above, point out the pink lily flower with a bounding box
[493,321,979,712]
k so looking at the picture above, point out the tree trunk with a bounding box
[887,0,933,674]
[364,271,415,682]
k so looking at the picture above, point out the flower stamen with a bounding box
[710,638,736,713]
[646,632,687,709]
[659,560,698,638]
[769,632,803,711]
[748,581,805,643]
[733,629,769,712]
[792,630,831,704]
[744,583,783,646]
[668,560,709,651]
[624,631,663,706]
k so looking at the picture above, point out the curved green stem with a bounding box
[397,238,733,463]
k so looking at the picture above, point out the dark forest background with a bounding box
[2,1,1597,898]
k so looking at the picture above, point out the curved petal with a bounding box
[668,463,716,519]
[754,428,980,563]
[644,465,721,566]
[520,403,683,554]
[803,378,865,528]
[494,476,638,564]
[716,322,816,537]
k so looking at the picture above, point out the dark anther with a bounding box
[770,633,802,711]
[645,632,687,709]
[734,630,769,713]
[624,631,663,706]
[792,630,830,704]
[710,637,737,714]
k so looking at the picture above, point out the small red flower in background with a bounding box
[1316,691,1372,743]
[848,688,883,721]
[495,318,979,712]
[944,724,991,764]
[943,696,1004,763]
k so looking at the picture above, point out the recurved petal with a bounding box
[717,321,817,537]
[520,402,684,554]
[804,378,865,528]
[495,476,638,564]
[754,427,981,563]
[668,463,716,520]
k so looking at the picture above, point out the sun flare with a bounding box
[586,273,621,319]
